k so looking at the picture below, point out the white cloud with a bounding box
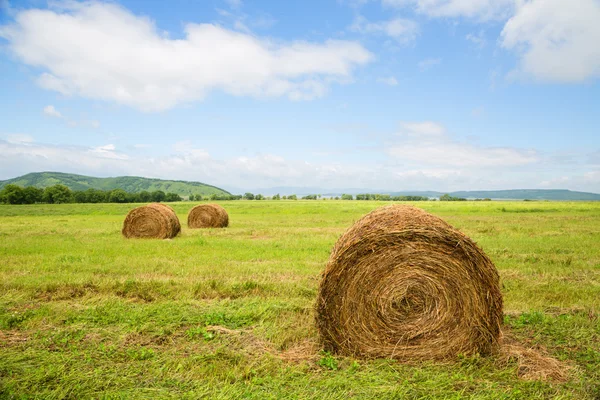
[389,121,538,167]
[389,142,537,167]
[466,31,486,48]
[225,0,243,10]
[0,2,372,112]
[43,105,63,118]
[377,76,398,85]
[4,134,34,144]
[399,121,446,137]
[90,144,129,160]
[382,0,516,21]
[41,105,100,129]
[350,15,419,44]
[2,136,599,192]
[417,58,441,71]
[585,170,600,183]
[501,0,600,83]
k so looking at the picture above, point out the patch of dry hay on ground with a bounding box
[316,204,504,361]
[499,336,571,382]
[187,204,229,228]
[122,203,181,239]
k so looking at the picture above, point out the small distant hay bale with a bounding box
[316,205,503,361]
[187,204,229,228]
[122,203,181,239]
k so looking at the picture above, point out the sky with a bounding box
[0,0,599,193]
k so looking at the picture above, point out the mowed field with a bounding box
[1,201,599,399]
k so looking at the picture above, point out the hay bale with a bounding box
[316,205,503,361]
[122,203,181,239]
[187,204,229,228]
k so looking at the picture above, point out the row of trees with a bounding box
[1,184,495,205]
[0,184,182,205]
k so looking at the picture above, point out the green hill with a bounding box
[0,172,230,197]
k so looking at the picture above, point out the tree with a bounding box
[255,194,264,200]
[85,189,107,203]
[244,192,255,200]
[0,184,25,204]
[151,190,166,202]
[23,186,43,204]
[165,192,182,202]
[288,194,297,200]
[439,193,466,201]
[272,194,281,200]
[439,194,452,201]
[72,191,88,203]
[341,194,353,200]
[138,191,151,202]
[282,195,287,200]
[43,185,72,204]
[108,189,128,203]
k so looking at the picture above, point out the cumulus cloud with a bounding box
[43,105,63,118]
[350,15,419,44]
[382,0,516,21]
[389,121,538,167]
[0,2,372,112]
[501,0,600,82]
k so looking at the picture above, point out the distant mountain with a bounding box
[448,189,600,201]
[237,187,600,200]
[0,172,230,197]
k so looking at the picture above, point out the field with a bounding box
[1,201,599,399]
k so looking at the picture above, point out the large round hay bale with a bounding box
[122,203,181,239]
[187,204,229,228]
[316,205,503,361]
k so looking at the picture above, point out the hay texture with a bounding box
[122,203,181,239]
[316,205,503,361]
[187,204,229,228]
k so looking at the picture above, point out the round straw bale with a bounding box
[122,203,181,239]
[187,204,229,228]
[316,204,503,361]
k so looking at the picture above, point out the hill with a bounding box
[0,172,230,197]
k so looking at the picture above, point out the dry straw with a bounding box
[122,203,181,239]
[187,204,229,228]
[316,204,503,361]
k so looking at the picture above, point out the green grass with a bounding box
[1,200,599,399]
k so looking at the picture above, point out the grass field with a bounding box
[1,201,599,399]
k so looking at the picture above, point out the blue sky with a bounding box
[0,0,599,192]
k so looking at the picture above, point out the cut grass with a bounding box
[1,200,599,399]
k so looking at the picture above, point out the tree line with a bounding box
[0,184,183,204]
[1,184,493,205]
